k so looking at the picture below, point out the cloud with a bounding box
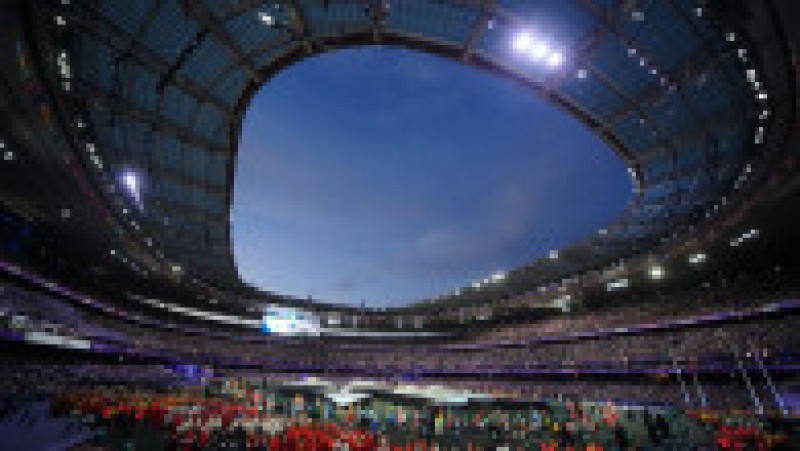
[357,175,549,283]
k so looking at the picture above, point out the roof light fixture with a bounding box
[648,265,665,280]
[546,51,563,67]
[259,11,275,26]
[531,42,549,60]
[512,33,533,52]
[688,253,706,265]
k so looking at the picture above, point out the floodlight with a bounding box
[546,51,562,67]
[123,171,138,193]
[688,253,707,265]
[259,12,275,26]
[531,42,549,60]
[120,169,144,205]
[513,33,533,52]
[606,279,630,291]
[648,265,665,280]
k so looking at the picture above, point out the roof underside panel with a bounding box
[385,0,477,45]
[60,0,756,293]
[180,38,234,88]
[592,36,652,97]
[224,8,286,54]
[304,1,372,35]
[211,67,250,106]
[141,0,201,62]
[97,0,155,34]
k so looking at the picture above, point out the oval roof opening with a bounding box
[232,46,631,308]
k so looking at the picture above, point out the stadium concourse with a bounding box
[1,0,800,449]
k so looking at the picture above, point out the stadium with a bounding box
[0,0,799,448]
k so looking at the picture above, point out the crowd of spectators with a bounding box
[474,293,779,343]
[2,278,799,412]
[38,378,791,450]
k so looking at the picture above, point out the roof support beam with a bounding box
[287,0,314,53]
[65,3,235,118]
[663,0,743,111]
[181,0,260,79]
[150,196,228,222]
[462,0,495,62]
[206,35,294,90]
[605,51,736,127]
[637,107,743,162]
[158,29,210,91]
[126,0,166,56]
[71,78,227,155]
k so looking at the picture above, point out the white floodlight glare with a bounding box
[121,169,143,204]
[513,33,533,52]
[259,11,275,26]
[648,265,665,280]
[688,253,707,265]
[548,250,559,260]
[546,51,563,67]
[122,172,138,193]
[491,271,506,282]
[531,42,549,60]
[606,278,630,291]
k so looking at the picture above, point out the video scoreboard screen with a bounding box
[261,305,321,336]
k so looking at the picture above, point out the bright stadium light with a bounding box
[121,170,141,203]
[259,11,275,26]
[513,33,533,52]
[648,265,665,280]
[688,253,707,265]
[531,42,549,60]
[606,278,630,291]
[546,51,563,67]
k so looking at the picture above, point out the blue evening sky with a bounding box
[232,46,631,308]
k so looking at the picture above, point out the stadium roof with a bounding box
[2,0,794,310]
